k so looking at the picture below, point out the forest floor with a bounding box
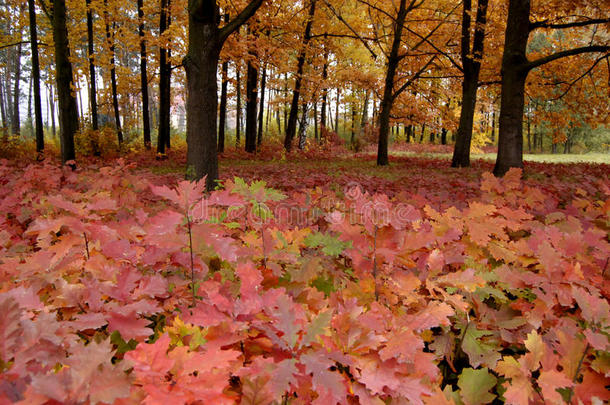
[0,143,608,404]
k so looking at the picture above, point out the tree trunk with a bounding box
[334,88,340,134]
[493,0,529,176]
[86,0,99,131]
[0,79,6,135]
[49,84,56,137]
[157,0,170,155]
[284,0,316,151]
[185,0,263,189]
[104,0,123,143]
[313,101,317,141]
[218,58,228,153]
[298,102,308,150]
[257,61,266,146]
[137,0,151,149]
[52,0,78,163]
[12,41,22,136]
[441,128,447,145]
[245,54,258,153]
[319,36,328,142]
[451,0,489,167]
[490,107,495,143]
[29,0,44,153]
[236,64,241,147]
[405,125,412,143]
[377,0,408,166]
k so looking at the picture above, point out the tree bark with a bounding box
[28,0,44,153]
[49,84,56,137]
[185,0,263,189]
[12,41,22,136]
[52,0,78,163]
[104,0,122,143]
[451,0,489,167]
[284,0,316,151]
[493,0,530,176]
[137,0,151,149]
[245,31,258,153]
[319,35,328,142]
[157,0,171,155]
[236,64,241,147]
[86,0,99,132]
[257,61,266,146]
[377,0,408,166]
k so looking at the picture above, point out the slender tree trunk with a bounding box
[236,65,241,147]
[490,107,496,143]
[361,90,369,129]
[405,125,412,143]
[284,0,316,151]
[350,101,356,145]
[218,70,228,150]
[52,0,78,163]
[157,0,170,155]
[441,128,447,145]
[275,88,281,134]
[319,35,328,142]
[0,79,6,135]
[420,124,425,142]
[334,88,340,134]
[49,84,56,137]
[257,61,266,146]
[137,0,151,149]
[165,0,171,150]
[29,0,44,153]
[313,101,318,141]
[104,0,122,143]
[12,41,22,135]
[526,104,531,152]
[451,0,489,167]
[377,0,408,166]
[298,102,308,150]
[86,0,99,131]
[245,27,258,153]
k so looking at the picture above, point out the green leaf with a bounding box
[458,367,497,405]
[301,310,332,348]
[460,324,502,368]
[311,275,335,297]
[110,331,138,355]
[304,232,351,257]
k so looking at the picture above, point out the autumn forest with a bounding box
[0,0,609,404]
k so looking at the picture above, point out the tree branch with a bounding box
[218,0,263,44]
[320,0,377,59]
[550,54,609,101]
[527,45,609,71]
[530,17,610,31]
[392,55,437,100]
[0,40,47,50]
[37,0,52,20]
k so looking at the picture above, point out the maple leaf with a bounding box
[523,330,545,370]
[538,370,573,404]
[106,310,153,341]
[301,351,347,404]
[379,328,423,363]
[457,368,497,405]
[460,324,502,368]
[150,178,206,211]
[573,371,610,404]
[125,334,174,382]
[0,296,22,363]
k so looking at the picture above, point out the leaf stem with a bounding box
[83,232,90,260]
[187,213,195,307]
[373,225,378,301]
